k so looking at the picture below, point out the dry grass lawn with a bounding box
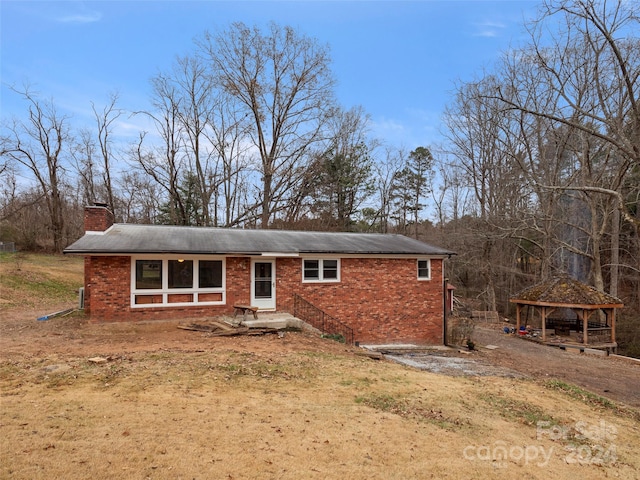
[1,254,639,479]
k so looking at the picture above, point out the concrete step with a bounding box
[241,313,306,330]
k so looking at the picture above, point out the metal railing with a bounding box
[292,293,354,345]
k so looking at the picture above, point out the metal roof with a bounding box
[63,224,455,257]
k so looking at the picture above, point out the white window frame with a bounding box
[417,258,431,280]
[130,255,226,308]
[302,258,341,283]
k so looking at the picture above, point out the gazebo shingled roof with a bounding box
[512,275,623,308]
[510,275,623,347]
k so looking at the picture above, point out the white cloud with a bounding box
[56,11,102,24]
[477,21,506,29]
[370,117,406,145]
[475,30,499,38]
[472,20,506,37]
[404,107,438,123]
[370,112,443,150]
[373,117,406,134]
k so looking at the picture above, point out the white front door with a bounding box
[251,259,276,310]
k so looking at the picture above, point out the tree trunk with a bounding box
[610,208,620,298]
[261,171,272,228]
[590,199,605,292]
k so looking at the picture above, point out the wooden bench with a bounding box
[233,304,259,321]
[587,327,612,334]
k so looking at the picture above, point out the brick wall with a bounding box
[85,256,253,323]
[84,256,130,320]
[276,257,444,345]
[84,254,445,344]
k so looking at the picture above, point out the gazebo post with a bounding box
[541,306,547,341]
[516,304,521,332]
[611,308,616,344]
[583,308,588,345]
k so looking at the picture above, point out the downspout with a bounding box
[442,253,455,345]
[443,253,453,346]
[443,275,448,346]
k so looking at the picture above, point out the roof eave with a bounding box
[64,249,263,256]
[64,249,453,257]
[509,299,624,309]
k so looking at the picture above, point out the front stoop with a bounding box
[240,312,309,331]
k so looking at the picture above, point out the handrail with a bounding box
[292,294,354,345]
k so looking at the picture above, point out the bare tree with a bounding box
[443,76,532,310]
[70,128,98,205]
[493,0,640,228]
[444,77,529,222]
[205,92,254,227]
[92,93,123,217]
[200,22,336,227]
[1,87,70,252]
[487,0,639,295]
[372,147,405,233]
[171,55,217,225]
[133,75,189,225]
[118,171,160,224]
[440,0,639,314]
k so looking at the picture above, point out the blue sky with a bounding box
[1,0,540,150]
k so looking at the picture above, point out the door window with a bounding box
[254,262,272,298]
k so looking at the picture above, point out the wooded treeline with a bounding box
[0,22,435,243]
[1,1,639,354]
[440,0,640,356]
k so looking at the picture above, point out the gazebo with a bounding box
[510,275,623,349]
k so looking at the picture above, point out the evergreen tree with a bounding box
[390,146,434,237]
[157,172,204,226]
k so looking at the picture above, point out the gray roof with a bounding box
[63,224,454,257]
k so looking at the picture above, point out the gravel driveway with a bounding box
[388,324,640,408]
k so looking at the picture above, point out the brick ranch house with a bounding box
[63,205,455,345]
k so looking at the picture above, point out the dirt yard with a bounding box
[1,300,640,480]
[473,326,640,408]
[3,305,638,408]
[1,255,640,479]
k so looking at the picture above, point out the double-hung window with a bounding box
[303,258,340,282]
[417,259,431,280]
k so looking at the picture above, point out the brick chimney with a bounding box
[84,203,114,232]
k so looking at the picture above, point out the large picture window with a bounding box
[303,258,340,282]
[132,257,225,307]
